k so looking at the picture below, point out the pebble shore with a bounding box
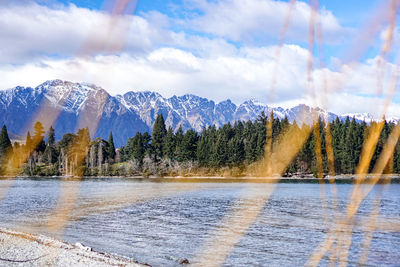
[0,228,146,267]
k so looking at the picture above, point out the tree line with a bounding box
[0,113,399,177]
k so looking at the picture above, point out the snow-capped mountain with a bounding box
[0,80,396,147]
[343,113,375,123]
[343,112,400,124]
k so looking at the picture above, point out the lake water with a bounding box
[0,177,399,266]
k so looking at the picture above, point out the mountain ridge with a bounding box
[0,80,397,147]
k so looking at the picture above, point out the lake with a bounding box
[0,177,399,266]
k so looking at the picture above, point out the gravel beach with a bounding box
[0,228,146,267]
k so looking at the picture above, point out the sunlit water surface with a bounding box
[0,178,399,266]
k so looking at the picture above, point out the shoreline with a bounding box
[1,174,400,183]
[0,227,147,267]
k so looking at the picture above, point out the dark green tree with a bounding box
[164,127,176,160]
[255,112,267,158]
[123,132,151,167]
[58,133,77,152]
[180,129,198,161]
[244,121,258,162]
[152,114,167,161]
[48,126,55,146]
[107,132,116,160]
[213,130,228,166]
[0,125,12,159]
[230,134,245,166]
[197,129,210,166]
[33,121,46,152]
[25,131,32,152]
[175,126,185,162]
[394,132,400,173]
[197,126,217,166]
[43,126,57,164]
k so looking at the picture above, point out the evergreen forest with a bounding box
[0,113,399,177]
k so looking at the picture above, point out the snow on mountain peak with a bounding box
[2,80,400,147]
[36,80,108,113]
[342,112,400,123]
[342,112,375,123]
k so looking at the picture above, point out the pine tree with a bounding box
[181,129,198,161]
[343,118,358,173]
[281,116,290,132]
[11,141,21,169]
[44,126,57,165]
[213,129,228,166]
[25,131,32,152]
[141,132,152,157]
[175,126,184,162]
[132,133,145,165]
[152,114,167,161]
[296,125,314,173]
[33,121,46,152]
[33,121,45,140]
[0,125,12,160]
[164,127,176,160]
[107,132,116,161]
[123,132,150,167]
[272,116,281,138]
[197,129,209,166]
[245,122,258,163]
[394,129,400,173]
[230,134,245,166]
[255,113,267,159]
[332,117,344,174]
[70,127,91,171]
[48,126,55,146]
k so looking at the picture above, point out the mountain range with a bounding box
[0,80,397,147]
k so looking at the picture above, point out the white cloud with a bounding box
[309,57,400,118]
[1,44,399,117]
[0,2,167,63]
[0,1,243,63]
[0,45,309,103]
[182,0,348,44]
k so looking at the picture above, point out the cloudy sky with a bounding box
[0,0,399,117]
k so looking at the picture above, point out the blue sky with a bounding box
[0,0,399,117]
[49,0,385,55]
[53,0,381,24]
[31,0,389,61]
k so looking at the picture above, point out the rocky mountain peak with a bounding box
[1,80,398,147]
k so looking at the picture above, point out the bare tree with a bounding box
[90,145,96,173]
[98,143,103,174]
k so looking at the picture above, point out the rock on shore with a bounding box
[0,228,146,266]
